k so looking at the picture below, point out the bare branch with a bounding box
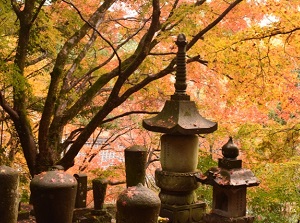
[63,13,148,95]
[61,30,99,94]
[26,60,54,79]
[39,0,116,154]
[79,126,134,171]
[108,0,161,101]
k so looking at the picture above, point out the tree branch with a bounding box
[61,0,121,74]
[39,0,116,154]
[60,128,84,151]
[108,0,161,100]
[195,0,206,6]
[188,0,243,50]
[25,51,48,67]
[56,0,161,170]
[214,27,300,55]
[0,91,19,122]
[10,0,21,18]
[102,111,159,124]
[243,27,300,42]
[30,0,47,25]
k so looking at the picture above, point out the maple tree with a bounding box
[0,0,246,176]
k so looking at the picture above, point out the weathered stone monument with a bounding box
[143,34,218,223]
[30,168,77,223]
[199,137,260,223]
[0,165,19,223]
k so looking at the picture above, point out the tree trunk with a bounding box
[9,0,46,176]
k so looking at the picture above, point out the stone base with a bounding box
[160,202,206,223]
[204,213,254,223]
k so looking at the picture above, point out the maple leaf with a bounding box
[56,173,65,178]
[126,190,137,199]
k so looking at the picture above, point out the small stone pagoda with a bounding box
[199,137,260,223]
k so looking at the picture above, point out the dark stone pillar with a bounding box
[92,178,108,210]
[74,173,87,208]
[124,145,147,187]
[0,165,19,223]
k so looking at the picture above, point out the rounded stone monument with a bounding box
[30,170,77,223]
[116,183,161,223]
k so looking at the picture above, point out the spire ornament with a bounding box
[142,34,217,134]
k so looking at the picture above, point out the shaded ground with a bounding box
[17,204,35,223]
[17,204,116,223]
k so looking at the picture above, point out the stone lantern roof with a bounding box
[142,34,217,135]
[205,167,259,187]
[199,137,260,187]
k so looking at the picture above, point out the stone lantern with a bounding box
[199,137,260,223]
[143,34,217,223]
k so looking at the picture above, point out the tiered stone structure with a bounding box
[143,34,217,223]
[199,137,260,223]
